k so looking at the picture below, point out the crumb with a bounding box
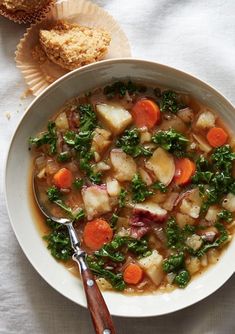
[31,44,47,65]
[39,20,111,71]
[20,88,32,100]
[45,75,54,84]
[5,112,11,120]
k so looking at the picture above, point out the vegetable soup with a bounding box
[29,81,235,294]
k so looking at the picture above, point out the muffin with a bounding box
[0,0,54,23]
[39,20,111,70]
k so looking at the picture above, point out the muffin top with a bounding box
[1,0,50,12]
[39,21,111,71]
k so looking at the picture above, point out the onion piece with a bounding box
[46,159,60,175]
[193,133,212,153]
[35,155,46,170]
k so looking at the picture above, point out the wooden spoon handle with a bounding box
[73,253,116,334]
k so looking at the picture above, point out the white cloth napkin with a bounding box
[0,0,235,333]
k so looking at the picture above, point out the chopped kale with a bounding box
[162,247,190,288]
[174,269,190,288]
[43,221,72,261]
[217,209,233,223]
[78,104,97,132]
[151,181,168,193]
[160,90,184,114]
[116,128,152,158]
[63,105,101,184]
[195,155,212,172]
[79,150,102,184]
[118,188,128,208]
[91,236,151,267]
[197,222,229,257]
[192,171,214,184]
[47,186,85,221]
[109,213,119,228]
[211,145,235,174]
[57,151,71,163]
[87,236,151,290]
[45,218,61,230]
[103,81,141,98]
[192,145,235,213]
[63,130,93,151]
[87,256,126,291]
[152,129,188,157]
[29,121,57,155]
[126,238,151,257]
[73,178,84,189]
[63,129,96,185]
[94,246,125,263]
[131,174,153,203]
[165,217,196,251]
[47,186,61,202]
[163,252,185,273]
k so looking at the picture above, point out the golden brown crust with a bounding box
[1,0,49,13]
[0,0,54,24]
[39,21,111,71]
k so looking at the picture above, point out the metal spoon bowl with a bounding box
[33,176,116,334]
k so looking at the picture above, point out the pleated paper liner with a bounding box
[15,0,131,96]
[0,0,54,24]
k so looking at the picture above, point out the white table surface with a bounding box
[1,0,235,333]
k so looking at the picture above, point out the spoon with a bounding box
[33,176,116,334]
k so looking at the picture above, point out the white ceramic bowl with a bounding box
[5,59,235,317]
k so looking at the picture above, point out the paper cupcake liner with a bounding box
[0,0,54,24]
[15,0,132,96]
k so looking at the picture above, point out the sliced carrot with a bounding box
[123,263,143,285]
[206,127,228,147]
[53,167,73,189]
[174,158,196,185]
[132,98,161,129]
[83,218,113,251]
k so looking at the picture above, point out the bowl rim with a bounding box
[4,58,235,318]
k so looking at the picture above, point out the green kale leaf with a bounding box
[118,188,128,208]
[160,90,184,114]
[116,128,152,158]
[152,129,188,157]
[78,104,97,132]
[174,269,190,288]
[131,174,153,203]
[86,256,126,291]
[29,121,57,155]
[43,221,73,261]
[103,81,144,98]
[162,252,185,273]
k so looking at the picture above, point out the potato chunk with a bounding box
[176,212,195,228]
[82,185,111,220]
[222,193,235,212]
[179,188,202,218]
[138,250,164,286]
[185,234,203,251]
[96,103,132,135]
[186,257,201,275]
[196,110,216,129]
[91,128,112,155]
[205,206,219,223]
[134,202,167,222]
[146,147,175,185]
[110,149,137,181]
[106,177,121,197]
[55,112,69,130]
